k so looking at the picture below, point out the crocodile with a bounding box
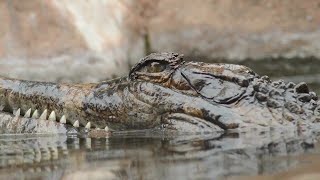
[0,52,319,134]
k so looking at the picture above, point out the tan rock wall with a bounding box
[146,0,320,60]
[0,0,87,58]
[1,0,320,82]
[0,0,144,82]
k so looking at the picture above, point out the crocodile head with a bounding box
[2,52,318,134]
[129,52,320,131]
[130,52,257,103]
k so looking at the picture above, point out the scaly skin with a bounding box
[0,52,319,133]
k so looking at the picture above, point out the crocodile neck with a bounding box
[233,76,319,128]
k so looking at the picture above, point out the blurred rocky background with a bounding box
[1,0,320,85]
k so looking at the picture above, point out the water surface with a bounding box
[0,129,320,180]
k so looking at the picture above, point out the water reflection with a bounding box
[0,129,319,180]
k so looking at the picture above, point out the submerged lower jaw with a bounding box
[161,113,223,132]
[12,108,110,131]
[0,110,111,135]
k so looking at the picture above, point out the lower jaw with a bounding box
[161,113,224,133]
[13,107,112,129]
[0,109,111,136]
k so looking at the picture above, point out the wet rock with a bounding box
[294,82,309,94]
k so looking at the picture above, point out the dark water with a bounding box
[0,129,320,180]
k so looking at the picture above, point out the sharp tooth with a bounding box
[15,108,21,116]
[32,109,39,118]
[85,122,91,129]
[73,120,79,128]
[104,126,109,131]
[24,108,31,118]
[39,109,47,120]
[60,115,66,124]
[48,111,56,121]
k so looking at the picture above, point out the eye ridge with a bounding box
[129,53,185,80]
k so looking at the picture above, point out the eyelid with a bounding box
[134,71,166,77]
[147,61,165,71]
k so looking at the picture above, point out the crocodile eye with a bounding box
[139,61,167,73]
